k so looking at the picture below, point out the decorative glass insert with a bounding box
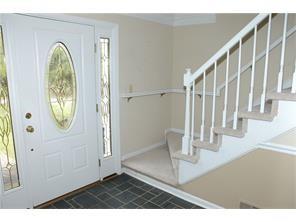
[0,26,20,191]
[46,42,77,130]
[100,38,112,157]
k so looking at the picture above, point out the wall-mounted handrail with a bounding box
[120,88,215,102]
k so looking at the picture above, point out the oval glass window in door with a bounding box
[46,42,77,130]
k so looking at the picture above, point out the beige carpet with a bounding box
[122,145,178,186]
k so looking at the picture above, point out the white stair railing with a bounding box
[260,14,272,113]
[248,25,257,112]
[181,13,294,156]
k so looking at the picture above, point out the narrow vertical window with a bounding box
[0,26,20,191]
[100,38,112,158]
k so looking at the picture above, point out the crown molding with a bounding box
[126,13,216,27]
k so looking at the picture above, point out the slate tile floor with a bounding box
[42,173,203,209]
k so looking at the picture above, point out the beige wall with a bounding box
[270,127,296,147]
[74,14,173,155]
[73,14,296,157]
[181,149,296,208]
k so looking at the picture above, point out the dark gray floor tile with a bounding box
[107,187,122,196]
[150,192,173,205]
[64,191,85,201]
[121,202,139,209]
[109,174,133,185]
[89,200,111,209]
[162,202,182,209]
[73,193,100,208]
[129,186,145,195]
[149,187,163,196]
[97,192,112,201]
[192,205,204,209]
[105,197,124,209]
[142,192,155,200]
[142,202,161,209]
[101,181,118,190]
[116,182,132,191]
[120,173,134,181]
[87,185,107,196]
[140,183,154,191]
[133,196,148,206]
[67,199,82,208]
[115,190,138,203]
[41,173,202,210]
[52,199,72,209]
[169,197,195,209]
[42,204,56,209]
[129,179,146,187]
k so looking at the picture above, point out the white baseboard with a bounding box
[121,141,166,161]
[122,167,223,209]
[258,142,296,156]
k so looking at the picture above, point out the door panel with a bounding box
[3,14,100,206]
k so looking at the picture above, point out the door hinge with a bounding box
[94,43,97,53]
[98,159,101,167]
[96,103,99,113]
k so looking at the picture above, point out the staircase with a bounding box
[168,13,296,184]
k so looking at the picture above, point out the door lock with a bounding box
[25,113,32,119]
[26,125,34,133]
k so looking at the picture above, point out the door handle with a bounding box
[26,125,34,133]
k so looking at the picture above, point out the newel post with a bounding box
[182,68,192,155]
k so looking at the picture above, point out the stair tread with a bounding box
[267,92,296,101]
[172,150,199,164]
[192,139,220,152]
[238,110,275,121]
[214,126,245,138]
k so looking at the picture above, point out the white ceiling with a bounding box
[126,13,216,26]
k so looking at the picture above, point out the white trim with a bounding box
[258,142,296,155]
[122,167,223,209]
[121,141,166,161]
[125,14,216,27]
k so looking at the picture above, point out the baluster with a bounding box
[182,69,192,155]
[210,62,217,143]
[277,13,288,93]
[248,25,257,112]
[200,71,206,141]
[292,60,296,93]
[222,51,230,128]
[260,13,272,113]
[233,39,242,130]
[190,81,195,155]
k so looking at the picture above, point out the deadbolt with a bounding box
[25,113,32,119]
[26,125,34,133]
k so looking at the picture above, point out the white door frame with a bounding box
[0,13,120,208]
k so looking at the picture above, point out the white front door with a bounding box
[4,14,100,206]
